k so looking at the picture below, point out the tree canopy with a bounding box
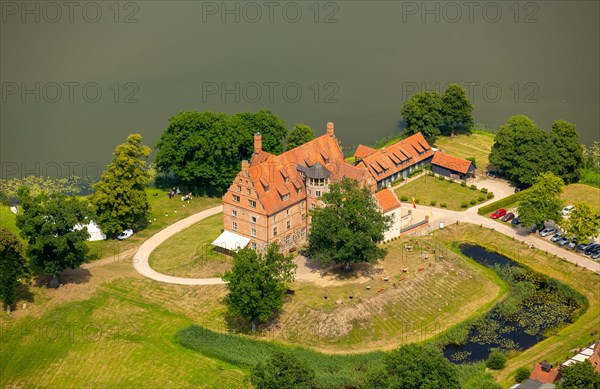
[564,201,600,242]
[0,227,29,313]
[16,187,90,287]
[517,172,564,229]
[90,134,151,235]
[556,360,600,389]
[222,244,296,332]
[250,350,316,389]
[401,91,444,142]
[286,123,315,150]
[155,110,288,193]
[308,178,391,271]
[489,116,584,186]
[364,344,460,388]
[442,84,474,135]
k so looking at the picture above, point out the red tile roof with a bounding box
[355,144,377,159]
[355,132,434,182]
[375,189,401,213]
[224,128,372,215]
[529,363,561,383]
[431,151,473,174]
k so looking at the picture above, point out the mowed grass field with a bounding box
[395,175,490,211]
[561,183,600,213]
[434,132,495,172]
[434,223,600,387]
[149,213,230,278]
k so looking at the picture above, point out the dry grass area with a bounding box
[561,183,600,213]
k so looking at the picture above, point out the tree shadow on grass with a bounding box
[34,267,92,288]
[322,262,385,281]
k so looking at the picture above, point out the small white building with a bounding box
[375,189,402,241]
[74,221,106,241]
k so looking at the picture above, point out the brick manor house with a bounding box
[212,122,473,254]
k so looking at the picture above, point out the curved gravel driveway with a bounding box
[133,205,227,285]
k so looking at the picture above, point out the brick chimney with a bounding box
[382,147,386,154]
[254,132,262,153]
[327,122,334,137]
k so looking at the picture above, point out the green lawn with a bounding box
[434,132,495,172]
[395,175,490,211]
[561,183,600,213]
[0,205,20,238]
[149,213,229,278]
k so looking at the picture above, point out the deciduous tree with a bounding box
[250,350,316,389]
[364,344,460,389]
[16,187,90,288]
[401,92,444,142]
[91,134,151,235]
[232,110,288,155]
[309,178,392,271]
[223,244,296,332]
[0,227,28,313]
[557,360,600,389]
[286,124,315,150]
[442,84,474,135]
[564,202,600,242]
[517,172,564,229]
[550,120,584,184]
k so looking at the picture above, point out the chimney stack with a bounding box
[254,132,262,153]
[327,122,334,137]
[382,147,386,154]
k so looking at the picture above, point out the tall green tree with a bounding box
[364,344,460,389]
[442,84,474,135]
[557,360,600,389]
[155,112,245,193]
[309,178,392,271]
[286,123,315,150]
[517,172,564,229]
[550,120,584,184]
[223,244,296,332]
[91,134,151,235]
[16,187,90,288]
[489,115,553,186]
[401,92,444,142]
[232,110,288,155]
[0,227,29,313]
[564,202,600,242]
[250,350,316,389]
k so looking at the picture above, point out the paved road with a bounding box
[132,205,227,285]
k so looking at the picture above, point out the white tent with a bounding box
[211,230,250,252]
[74,221,107,241]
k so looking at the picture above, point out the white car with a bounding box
[562,205,575,216]
[117,229,133,240]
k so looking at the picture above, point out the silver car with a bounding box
[539,227,556,237]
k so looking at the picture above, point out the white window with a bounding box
[232,210,237,217]
[251,242,257,250]
[251,228,256,237]
[302,214,306,221]
[273,227,278,236]
[316,190,322,197]
[248,199,256,207]
[301,227,306,237]
[247,188,251,195]
[285,235,291,244]
[282,194,290,201]
[251,216,257,224]
[232,195,240,202]
[301,202,305,209]
[237,185,241,192]
[287,220,291,230]
[232,221,237,231]
[274,214,278,222]
[297,188,301,194]
[286,209,290,216]
[310,204,316,210]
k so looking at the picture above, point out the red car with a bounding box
[491,208,507,219]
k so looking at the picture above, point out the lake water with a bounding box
[1,1,598,180]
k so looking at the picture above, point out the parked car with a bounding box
[556,236,570,246]
[562,205,575,216]
[511,217,521,225]
[566,239,578,250]
[584,244,600,255]
[491,208,507,219]
[592,250,600,260]
[577,242,594,251]
[539,227,557,237]
[117,229,134,240]
[501,212,515,222]
[550,233,564,242]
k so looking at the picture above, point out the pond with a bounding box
[443,243,582,364]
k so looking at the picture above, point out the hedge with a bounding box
[477,190,527,215]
